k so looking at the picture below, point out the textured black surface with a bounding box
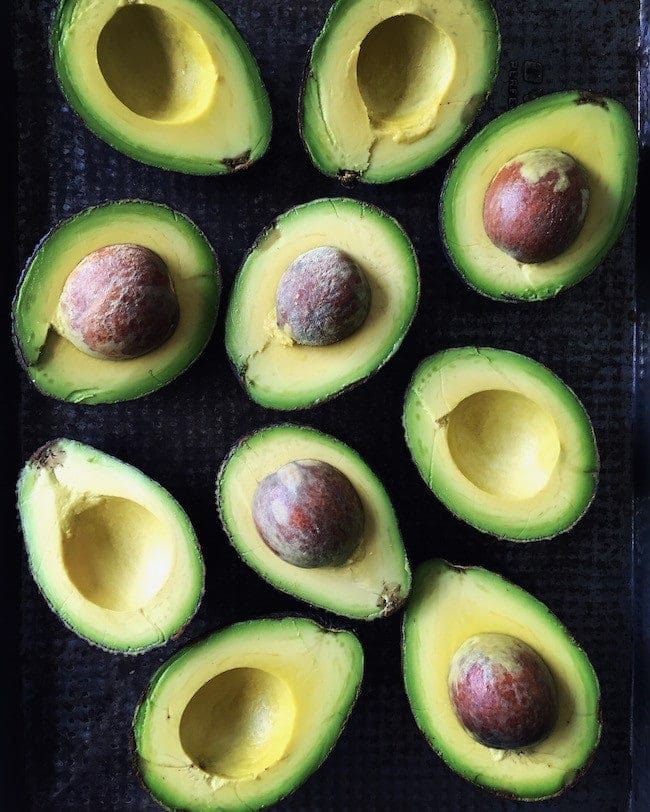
[12,0,642,809]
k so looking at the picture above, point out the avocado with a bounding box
[403,347,598,540]
[133,616,363,810]
[300,0,500,183]
[217,424,411,618]
[17,439,204,653]
[225,198,419,409]
[52,0,272,173]
[441,92,638,300]
[13,200,220,404]
[402,560,601,800]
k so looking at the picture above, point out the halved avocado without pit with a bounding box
[403,560,601,800]
[225,198,419,410]
[133,617,363,811]
[403,347,598,540]
[52,0,272,173]
[17,439,204,653]
[13,200,220,404]
[441,92,638,300]
[217,424,411,619]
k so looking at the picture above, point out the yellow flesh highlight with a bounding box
[179,668,295,779]
[235,206,413,401]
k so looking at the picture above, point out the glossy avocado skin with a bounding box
[402,560,601,801]
[13,200,220,404]
[440,91,638,300]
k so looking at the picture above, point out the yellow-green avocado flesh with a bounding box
[225,198,419,410]
[217,424,411,619]
[13,200,220,404]
[301,0,499,183]
[403,560,601,800]
[133,617,363,811]
[17,439,204,653]
[441,91,638,300]
[403,347,598,540]
[52,0,272,173]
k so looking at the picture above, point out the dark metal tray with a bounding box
[8,0,649,808]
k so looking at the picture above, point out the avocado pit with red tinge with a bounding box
[448,632,559,750]
[483,148,590,264]
[252,459,364,568]
[276,246,371,346]
[58,243,180,360]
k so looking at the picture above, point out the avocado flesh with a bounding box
[301,0,499,183]
[441,92,638,300]
[13,200,220,404]
[218,425,411,619]
[403,560,601,799]
[225,198,419,409]
[52,0,271,173]
[133,617,363,811]
[17,439,204,653]
[403,347,598,540]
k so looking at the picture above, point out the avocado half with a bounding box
[225,198,419,409]
[300,0,500,183]
[217,424,411,619]
[403,560,601,800]
[52,0,272,173]
[403,347,598,540]
[17,439,204,653]
[13,200,220,404]
[441,92,638,300]
[133,616,363,811]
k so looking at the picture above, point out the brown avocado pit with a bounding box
[275,246,371,346]
[252,459,364,568]
[482,148,589,264]
[57,243,180,360]
[448,632,558,750]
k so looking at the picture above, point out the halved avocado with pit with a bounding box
[217,424,411,619]
[133,616,363,811]
[52,0,272,173]
[403,347,598,540]
[13,200,220,404]
[441,92,638,300]
[17,439,204,653]
[225,198,419,410]
[403,560,601,800]
[300,0,500,183]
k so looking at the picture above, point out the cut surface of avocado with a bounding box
[13,200,220,404]
[17,439,204,653]
[403,347,598,540]
[441,92,638,300]
[133,617,363,810]
[402,560,601,799]
[52,0,272,173]
[217,424,411,618]
[301,0,499,183]
[225,198,419,410]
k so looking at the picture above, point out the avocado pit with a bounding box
[448,632,558,749]
[58,243,180,360]
[483,148,590,263]
[252,459,364,568]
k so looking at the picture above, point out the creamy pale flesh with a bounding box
[134,618,363,810]
[219,425,411,618]
[17,440,203,652]
[14,202,219,404]
[443,94,638,299]
[226,198,419,409]
[403,348,598,539]
[403,560,600,799]
[54,0,270,171]
[302,0,499,181]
